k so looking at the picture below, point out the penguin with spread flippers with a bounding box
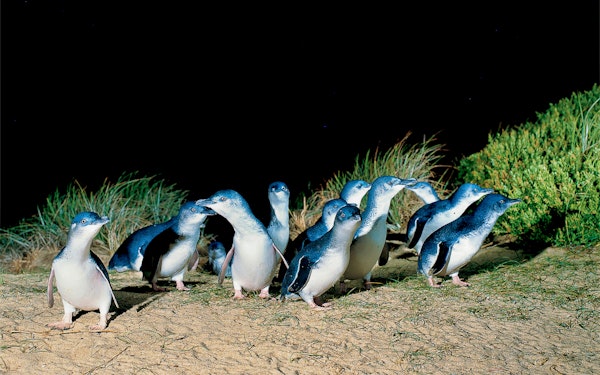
[47,212,118,331]
[418,193,521,287]
[280,204,362,310]
[406,183,494,255]
[138,201,215,291]
[196,190,288,299]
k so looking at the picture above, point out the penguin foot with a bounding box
[89,320,108,331]
[258,287,270,299]
[152,283,167,292]
[339,281,347,294]
[427,278,443,288]
[451,275,470,287]
[233,289,246,299]
[175,280,190,291]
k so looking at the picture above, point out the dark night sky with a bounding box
[2,2,599,228]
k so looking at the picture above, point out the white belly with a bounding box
[231,233,278,291]
[53,260,112,311]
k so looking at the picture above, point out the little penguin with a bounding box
[108,218,175,272]
[377,180,443,267]
[405,181,441,204]
[340,176,417,292]
[276,179,371,283]
[406,183,494,255]
[418,193,521,287]
[47,211,118,331]
[196,189,288,299]
[339,179,372,207]
[207,240,232,278]
[274,198,347,284]
[138,201,216,291]
[280,204,362,310]
[266,181,291,255]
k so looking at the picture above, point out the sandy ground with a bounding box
[1,245,599,375]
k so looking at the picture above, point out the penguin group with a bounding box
[46,177,520,329]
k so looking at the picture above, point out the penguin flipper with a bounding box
[378,245,389,266]
[47,267,55,308]
[140,228,178,283]
[94,263,120,309]
[91,251,119,309]
[218,246,235,285]
[288,256,312,293]
[408,218,427,249]
[273,244,289,269]
[188,249,200,271]
[430,241,453,275]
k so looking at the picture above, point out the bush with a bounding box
[456,84,600,248]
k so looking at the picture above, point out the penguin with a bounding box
[406,183,494,255]
[266,181,290,255]
[405,181,441,204]
[280,204,362,310]
[418,193,521,287]
[207,240,232,278]
[275,179,371,283]
[47,211,118,331]
[339,179,372,207]
[138,201,216,291]
[196,190,287,299]
[108,218,175,272]
[340,176,417,292]
[377,180,442,266]
[274,198,348,284]
[304,198,348,242]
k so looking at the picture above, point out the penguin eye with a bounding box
[191,207,197,213]
[81,219,87,224]
[219,197,227,202]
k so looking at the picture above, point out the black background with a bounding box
[2,2,599,228]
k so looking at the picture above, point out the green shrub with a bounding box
[456,84,600,248]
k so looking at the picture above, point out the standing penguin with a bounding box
[280,204,362,310]
[207,240,232,278]
[47,211,118,331]
[138,201,216,291]
[406,183,494,255]
[274,198,348,284]
[108,218,175,272]
[276,179,371,283]
[266,181,291,255]
[418,193,521,287]
[340,176,416,292]
[196,190,287,299]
